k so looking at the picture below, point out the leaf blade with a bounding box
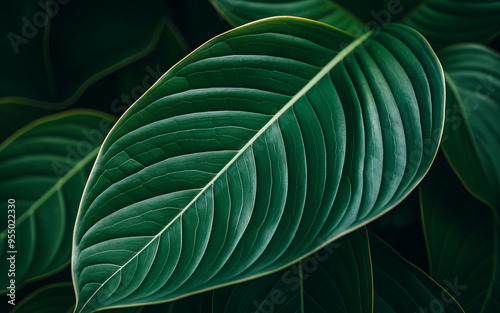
[73,18,445,312]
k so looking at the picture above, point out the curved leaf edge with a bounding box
[71,17,446,312]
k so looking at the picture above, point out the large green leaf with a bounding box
[420,153,500,312]
[439,44,500,210]
[73,17,445,313]
[0,110,115,294]
[0,0,188,141]
[10,283,141,313]
[210,0,500,48]
[371,233,465,313]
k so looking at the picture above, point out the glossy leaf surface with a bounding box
[211,0,500,48]
[420,153,500,312]
[371,233,464,313]
[439,44,500,210]
[0,111,114,293]
[73,18,445,313]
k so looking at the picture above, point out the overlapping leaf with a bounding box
[0,110,114,294]
[73,17,445,313]
[371,233,464,313]
[439,44,500,210]
[421,153,500,312]
[210,0,500,48]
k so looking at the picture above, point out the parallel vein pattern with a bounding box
[0,111,113,293]
[73,18,445,313]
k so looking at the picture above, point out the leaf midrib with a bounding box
[76,30,373,313]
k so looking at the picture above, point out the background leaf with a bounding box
[0,0,188,141]
[210,228,372,313]
[146,229,462,313]
[396,0,500,49]
[421,152,500,312]
[73,17,445,312]
[10,283,141,313]
[371,233,464,313]
[0,110,114,294]
[10,283,76,313]
[210,0,500,48]
[210,0,367,34]
[367,189,430,272]
[439,44,500,210]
